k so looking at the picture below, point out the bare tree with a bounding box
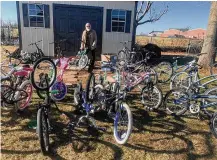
[132,2,168,44]
[135,2,168,27]
[198,2,217,68]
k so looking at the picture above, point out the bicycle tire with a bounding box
[31,57,57,91]
[141,84,163,110]
[73,83,83,111]
[164,89,189,115]
[37,107,50,154]
[78,55,88,69]
[14,80,33,111]
[210,112,217,139]
[203,87,217,117]
[170,71,191,90]
[114,102,133,144]
[117,50,127,62]
[85,73,95,102]
[142,67,158,85]
[154,61,173,83]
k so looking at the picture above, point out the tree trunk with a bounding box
[198,2,217,68]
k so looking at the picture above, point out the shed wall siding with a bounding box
[19,1,135,56]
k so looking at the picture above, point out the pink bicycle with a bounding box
[1,65,34,111]
[36,56,74,101]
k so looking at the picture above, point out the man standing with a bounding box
[80,23,97,73]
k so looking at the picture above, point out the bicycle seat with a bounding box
[23,67,34,72]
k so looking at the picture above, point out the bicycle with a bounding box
[170,53,207,90]
[73,72,133,144]
[21,40,45,64]
[30,57,57,154]
[1,65,33,111]
[37,40,75,101]
[99,52,162,110]
[164,73,217,116]
[117,41,143,64]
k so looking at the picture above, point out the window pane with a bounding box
[119,15,125,21]
[30,16,37,22]
[112,26,118,32]
[37,21,44,27]
[119,22,125,27]
[30,16,37,27]
[37,17,43,22]
[29,9,36,16]
[112,10,119,16]
[112,15,119,21]
[118,26,124,32]
[29,4,35,10]
[36,5,43,10]
[119,11,126,16]
[36,9,43,16]
[112,21,118,27]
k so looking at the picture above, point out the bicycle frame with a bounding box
[55,56,73,82]
[173,59,196,73]
[186,74,217,91]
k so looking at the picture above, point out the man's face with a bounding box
[86,24,91,31]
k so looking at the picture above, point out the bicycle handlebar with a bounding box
[49,39,67,44]
[120,41,132,44]
[28,40,42,46]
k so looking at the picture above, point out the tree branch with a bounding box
[137,2,153,22]
[138,5,168,26]
[136,1,144,20]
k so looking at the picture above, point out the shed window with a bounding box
[111,10,126,32]
[28,4,44,27]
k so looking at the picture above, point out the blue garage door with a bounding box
[53,4,103,58]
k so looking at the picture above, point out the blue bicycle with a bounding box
[73,73,133,144]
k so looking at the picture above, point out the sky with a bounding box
[1,1,211,34]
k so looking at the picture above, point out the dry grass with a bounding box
[1,46,217,160]
[136,36,203,48]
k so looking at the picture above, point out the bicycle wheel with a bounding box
[78,55,88,69]
[170,72,190,90]
[141,85,163,110]
[31,57,57,91]
[131,52,143,63]
[50,82,67,101]
[14,80,33,111]
[73,83,83,108]
[114,102,133,144]
[203,87,217,117]
[210,112,217,139]
[37,108,50,154]
[142,67,158,85]
[117,50,126,62]
[154,61,173,83]
[85,73,95,101]
[210,63,217,78]
[164,89,189,115]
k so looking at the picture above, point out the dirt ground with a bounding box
[1,46,217,160]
